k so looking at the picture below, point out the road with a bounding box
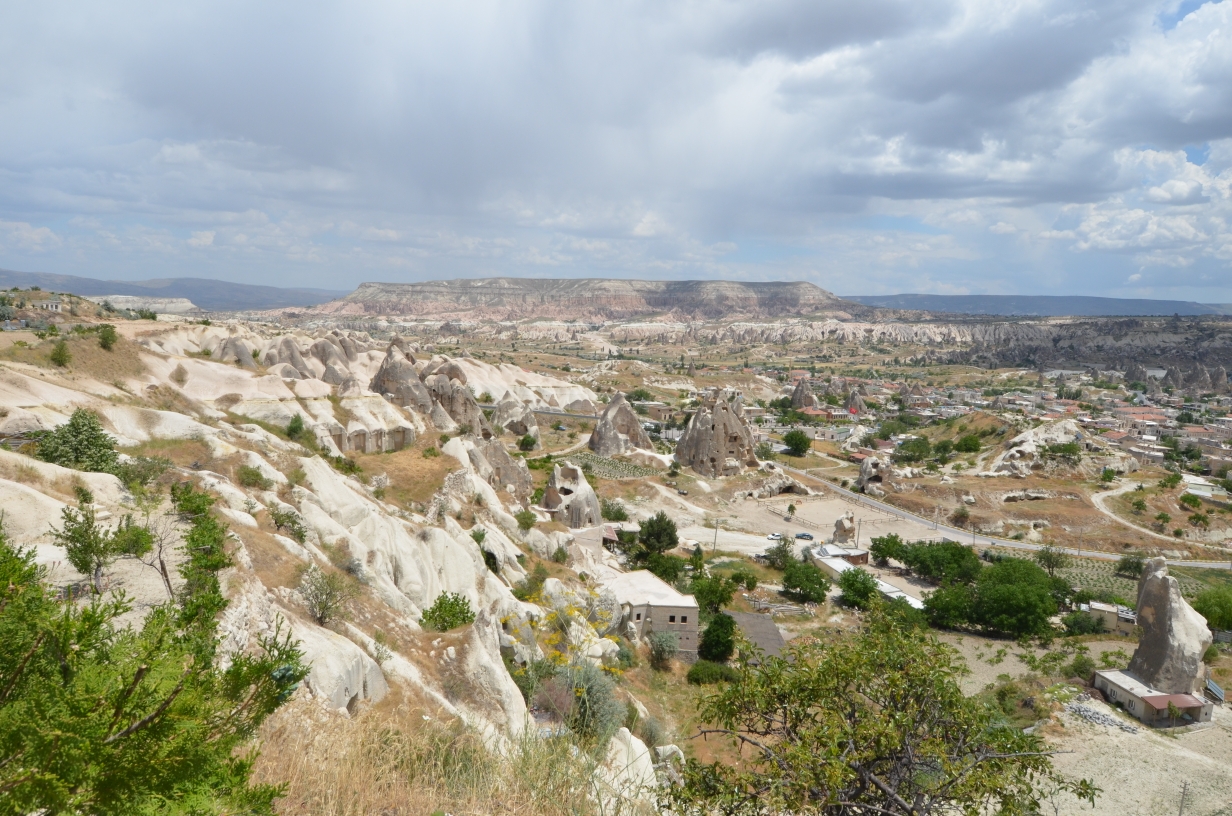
[775,462,1232,571]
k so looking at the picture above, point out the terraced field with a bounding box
[566,451,660,480]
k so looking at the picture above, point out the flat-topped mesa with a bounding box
[589,392,653,457]
[313,277,857,321]
[1126,558,1213,695]
[674,390,758,478]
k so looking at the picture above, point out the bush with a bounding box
[97,323,117,350]
[512,562,550,601]
[551,545,568,563]
[698,613,736,662]
[729,566,758,591]
[600,498,628,521]
[1194,586,1232,631]
[954,434,981,453]
[1062,611,1106,636]
[782,561,829,604]
[518,434,537,452]
[34,408,118,473]
[1069,653,1096,680]
[299,564,359,624]
[286,414,306,441]
[838,567,879,609]
[237,465,274,490]
[421,592,476,631]
[1204,644,1221,664]
[869,533,905,567]
[269,507,307,543]
[562,662,626,743]
[755,441,775,460]
[687,659,741,685]
[647,631,678,670]
[49,338,71,367]
[114,455,171,488]
[639,511,678,555]
[763,538,796,571]
[783,429,811,457]
[422,446,439,458]
[514,509,537,531]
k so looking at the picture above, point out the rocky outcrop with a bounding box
[425,373,492,437]
[832,510,855,543]
[469,436,533,500]
[857,455,889,494]
[790,378,818,409]
[370,346,435,413]
[589,392,652,456]
[1127,558,1213,695]
[844,390,867,414]
[540,461,602,528]
[674,395,758,478]
[489,391,539,439]
[461,602,529,737]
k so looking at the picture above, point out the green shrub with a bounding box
[954,434,981,453]
[515,509,537,531]
[600,498,628,521]
[1194,586,1232,630]
[647,631,678,670]
[298,564,359,625]
[237,465,274,490]
[782,561,829,604]
[97,323,117,351]
[269,507,307,543]
[422,446,440,458]
[49,338,71,367]
[698,613,736,662]
[1062,611,1106,636]
[551,545,568,563]
[421,592,476,631]
[34,408,118,473]
[328,455,362,475]
[838,567,879,609]
[518,434,537,451]
[783,429,810,456]
[114,455,171,488]
[286,414,306,441]
[1204,644,1221,664]
[562,662,626,743]
[1069,653,1095,680]
[512,562,550,601]
[687,659,741,685]
[729,566,758,591]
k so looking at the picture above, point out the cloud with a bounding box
[0,0,1230,299]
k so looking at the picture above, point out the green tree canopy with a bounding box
[782,429,811,457]
[781,561,829,604]
[34,408,119,473]
[639,511,679,556]
[668,611,1096,814]
[869,533,905,567]
[971,558,1058,637]
[698,613,737,663]
[1194,586,1232,631]
[901,541,982,585]
[837,567,879,609]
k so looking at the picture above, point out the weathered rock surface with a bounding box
[790,378,818,409]
[540,461,602,528]
[675,394,758,478]
[832,510,856,543]
[489,391,539,440]
[589,392,652,456]
[370,346,435,413]
[856,455,889,492]
[1126,558,1213,695]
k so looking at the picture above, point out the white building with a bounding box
[601,570,699,657]
[1094,670,1213,726]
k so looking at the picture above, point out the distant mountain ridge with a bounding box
[847,293,1232,317]
[0,268,347,311]
[311,277,867,321]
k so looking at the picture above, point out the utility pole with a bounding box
[1178,780,1189,816]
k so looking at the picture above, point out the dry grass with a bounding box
[121,437,216,470]
[0,334,148,380]
[352,441,459,509]
[252,690,631,816]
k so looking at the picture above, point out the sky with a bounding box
[1,1,1231,301]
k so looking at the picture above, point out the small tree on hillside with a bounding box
[299,564,359,625]
[837,567,878,609]
[97,324,118,351]
[49,338,71,367]
[783,430,810,457]
[34,408,119,473]
[648,631,678,670]
[1034,545,1069,578]
[1116,552,1145,579]
[698,613,736,663]
[639,511,678,555]
[52,489,152,593]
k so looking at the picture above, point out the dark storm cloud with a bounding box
[0,0,1229,299]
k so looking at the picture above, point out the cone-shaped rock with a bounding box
[589,392,652,456]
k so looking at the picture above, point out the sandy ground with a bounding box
[937,632,1134,694]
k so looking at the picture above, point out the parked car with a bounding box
[767,532,782,541]
[795,532,814,540]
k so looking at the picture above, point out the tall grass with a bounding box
[253,698,653,816]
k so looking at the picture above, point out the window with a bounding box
[635,613,641,621]
[681,616,688,624]
[669,615,676,623]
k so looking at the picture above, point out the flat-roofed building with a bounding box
[1094,670,1213,726]
[602,570,699,657]
[1081,601,1137,637]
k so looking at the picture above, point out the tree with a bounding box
[1034,545,1069,578]
[49,338,72,366]
[1194,586,1232,631]
[970,558,1057,637]
[600,498,628,521]
[639,510,679,555]
[837,567,879,608]
[299,564,359,625]
[647,631,678,670]
[901,540,982,585]
[518,434,537,451]
[924,583,974,629]
[781,561,829,603]
[894,436,931,463]
[692,575,737,616]
[97,323,118,350]
[1154,511,1171,530]
[52,490,152,593]
[420,591,476,631]
[754,441,775,461]
[668,611,1097,815]
[763,538,796,571]
[698,613,736,662]
[1131,498,1147,514]
[1179,493,1202,510]
[782,429,810,457]
[34,408,119,473]
[869,533,905,567]
[1116,552,1146,579]
[286,413,306,441]
[0,495,305,814]
[954,434,982,452]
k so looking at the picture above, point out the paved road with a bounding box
[777,462,1232,571]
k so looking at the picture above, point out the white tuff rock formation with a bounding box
[589,392,653,456]
[540,461,603,528]
[1126,558,1213,695]
[674,392,758,478]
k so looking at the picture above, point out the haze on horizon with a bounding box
[1,1,1231,302]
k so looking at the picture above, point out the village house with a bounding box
[601,570,699,658]
[1094,670,1214,726]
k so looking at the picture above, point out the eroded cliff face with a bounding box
[309,278,862,321]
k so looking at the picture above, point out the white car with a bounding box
[767,532,782,541]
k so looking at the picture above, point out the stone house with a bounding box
[1080,601,1138,637]
[602,570,699,658]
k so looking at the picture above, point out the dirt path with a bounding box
[1090,481,1187,544]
